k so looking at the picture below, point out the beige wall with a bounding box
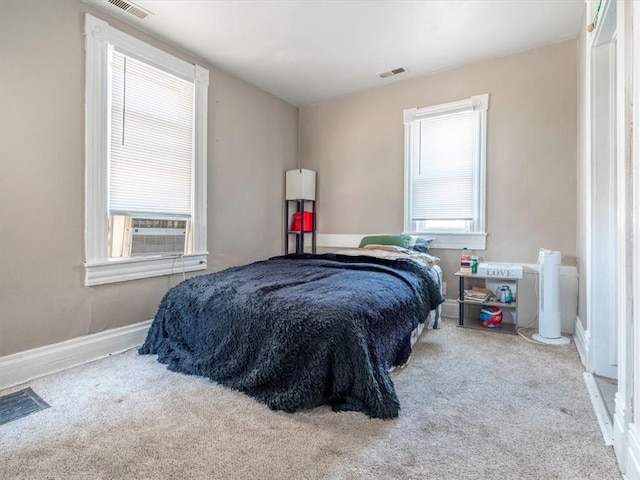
[0,0,298,356]
[300,40,578,296]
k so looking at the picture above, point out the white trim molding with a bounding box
[628,425,640,480]
[421,232,486,251]
[85,253,207,286]
[630,2,640,480]
[403,94,489,123]
[615,392,633,476]
[584,372,614,446]
[0,320,152,390]
[316,234,369,248]
[441,299,459,319]
[573,316,590,369]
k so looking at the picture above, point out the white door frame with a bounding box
[612,1,636,476]
[588,0,618,380]
[584,1,637,475]
[625,1,640,476]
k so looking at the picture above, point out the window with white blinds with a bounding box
[109,50,194,218]
[408,110,475,221]
[84,14,209,286]
[404,94,488,248]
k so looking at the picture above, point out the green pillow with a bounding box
[358,234,412,249]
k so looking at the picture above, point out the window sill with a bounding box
[85,253,208,286]
[404,232,487,250]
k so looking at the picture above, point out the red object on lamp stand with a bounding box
[290,211,314,232]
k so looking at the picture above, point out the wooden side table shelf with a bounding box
[455,271,520,335]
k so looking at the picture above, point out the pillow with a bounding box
[409,236,435,253]
[361,244,440,269]
[410,251,440,269]
[358,234,411,249]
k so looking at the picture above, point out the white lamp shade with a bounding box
[285,169,316,200]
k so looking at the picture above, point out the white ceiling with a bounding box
[88,0,584,107]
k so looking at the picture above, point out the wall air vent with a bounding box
[379,67,405,79]
[107,0,152,20]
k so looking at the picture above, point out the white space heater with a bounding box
[533,249,570,345]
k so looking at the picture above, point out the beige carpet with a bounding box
[0,320,621,479]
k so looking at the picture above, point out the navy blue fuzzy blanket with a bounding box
[139,254,443,419]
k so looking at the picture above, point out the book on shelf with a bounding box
[459,260,473,275]
[463,287,493,303]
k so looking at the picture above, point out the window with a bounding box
[84,14,209,286]
[403,94,488,250]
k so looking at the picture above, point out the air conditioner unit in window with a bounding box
[126,218,187,257]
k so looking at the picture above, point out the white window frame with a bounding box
[84,14,209,286]
[403,94,488,250]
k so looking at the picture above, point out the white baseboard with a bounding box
[316,233,369,248]
[574,316,590,368]
[583,372,614,446]
[614,395,632,476]
[442,299,459,319]
[0,320,152,391]
[627,424,640,480]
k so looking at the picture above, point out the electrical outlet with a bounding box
[442,281,447,296]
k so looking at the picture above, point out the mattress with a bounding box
[411,264,443,346]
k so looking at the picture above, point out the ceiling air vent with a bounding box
[107,0,152,20]
[378,67,406,79]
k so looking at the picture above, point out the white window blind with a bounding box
[409,110,475,221]
[109,50,194,218]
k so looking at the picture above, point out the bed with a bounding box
[139,243,444,419]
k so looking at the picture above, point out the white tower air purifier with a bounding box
[533,249,570,345]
